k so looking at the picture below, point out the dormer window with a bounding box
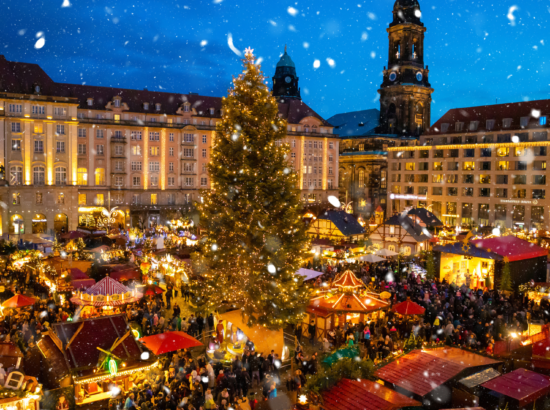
[469,121,479,131]
[455,122,464,132]
[486,119,495,130]
[541,116,548,126]
[520,116,530,128]
[155,103,161,111]
[144,103,149,110]
[440,123,449,133]
[503,118,512,128]
[184,104,190,112]
[114,99,120,108]
[210,108,215,115]
[87,98,93,107]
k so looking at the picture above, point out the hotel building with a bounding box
[387,99,550,230]
[0,50,338,236]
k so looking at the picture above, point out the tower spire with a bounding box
[284,44,287,53]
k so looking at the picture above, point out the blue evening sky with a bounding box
[1,0,549,123]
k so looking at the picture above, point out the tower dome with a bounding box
[272,46,300,100]
[391,0,423,27]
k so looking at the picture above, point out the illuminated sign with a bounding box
[500,199,539,205]
[108,358,118,376]
[390,194,427,200]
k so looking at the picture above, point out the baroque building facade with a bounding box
[0,50,338,236]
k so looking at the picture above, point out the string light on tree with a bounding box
[189,48,311,330]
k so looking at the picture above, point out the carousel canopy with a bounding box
[309,292,389,315]
[86,276,129,296]
[333,270,365,289]
[70,276,142,307]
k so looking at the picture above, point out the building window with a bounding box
[114,176,123,186]
[463,162,475,171]
[184,133,195,143]
[185,177,194,187]
[34,141,44,153]
[132,194,141,204]
[358,170,365,187]
[405,163,415,171]
[433,162,443,171]
[33,166,45,185]
[11,122,21,133]
[115,161,124,171]
[34,122,44,133]
[497,161,509,170]
[149,132,160,141]
[432,187,442,196]
[169,147,174,156]
[95,168,105,185]
[56,141,65,153]
[56,125,65,135]
[9,104,22,113]
[202,149,207,158]
[183,148,194,158]
[133,176,141,186]
[130,131,142,140]
[77,168,87,185]
[78,128,86,138]
[496,175,508,184]
[149,147,159,156]
[463,187,474,196]
[131,161,142,171]
[533,189,546,199]
[78,144,86,155]
[12,193,20,205]
[168,177,175,186]
[78,193,86,205]
[155,103,161,111]
[149,161,160,172]
[151,194,158,205]
[455,122,464,132]
[12,140,21,151]
[114,145,124,156]
[496,188,507,198]
[36,192,43,204]
[96,129,104,138]
[57,193,65,204]
[541,116,547,126]
[502,118,512,128]
[55,167,67,185]
[132,145,142,156]
[10,166,22,185]
[169,133,174,142]
[96,194,104,206]
[96,144,104,155]
[201,177,208,186]
[534,161,547,171]
[169,162,174,172]
[479,188,491,197]
[114,130,123,139]
[534,175,546,185]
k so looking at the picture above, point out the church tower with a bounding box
[272,46,301,100]
[378,0,433,136]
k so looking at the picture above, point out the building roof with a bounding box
[406,208,443,227]
[481,368,550,406]
[327,109,380,137]
[276,50,295,68]
[35,334,70,384]
[318,210,366,237]
[470,236,548,262]
[375,348,498,398]
[426,99,550,135]
[321,379,421,410]
[0,55,331,127]
[52,314,143,375]
[459,368,501,389]
[433,242,502,260]
[382,213,432,243]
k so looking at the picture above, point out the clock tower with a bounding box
[378,0,433,136]
[272,46,301,100]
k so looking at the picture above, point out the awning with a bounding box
[139,331,202,355]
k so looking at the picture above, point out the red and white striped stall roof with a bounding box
[85,276,130,296]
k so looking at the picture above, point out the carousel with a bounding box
[70,276,143,318]
[303,270,390,343]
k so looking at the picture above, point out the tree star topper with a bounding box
[244,47,254,57]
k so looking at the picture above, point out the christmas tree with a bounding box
[190,48,311,330]
[499,257,512,292]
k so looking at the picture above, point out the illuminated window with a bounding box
[498,161,509,170]
[78,194,86,205]
[151,194,158,205]
[34,123,43,133]
[10,166,22,185]
[433,162,443,171]
[405,162,415,171]
[96,194,104,206]
[95,168,105,186]
[358,170,365,187]
[77,168,88,185]
[12,193,20,205]
[496,147,509,157]
[132,145,142,156]
[432,174,443,183]
[480,175,491,184]
[463,162,475,171]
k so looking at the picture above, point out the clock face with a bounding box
[416,72,423,81]
[389,72,397,82]
[35,85,40,93]
[285,76,292,83]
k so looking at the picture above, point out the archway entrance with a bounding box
[32,214,47,234]
[10,214,24,235]
[54,214,68,234]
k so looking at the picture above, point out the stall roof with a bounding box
[433,242,502,260]
[36,334,70,382]
[423,348,501,368]
[52,314,142,375]
[296,268,323,281]
[375,349,496,397]
[317,210,366,236]
[375,350,465,397]
[459,368,501,389]
[322,379,421,410]
[471,236,548,262]
[481,368,550,407]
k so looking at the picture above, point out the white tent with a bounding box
[358,254,386,263]
[376,248,399,257]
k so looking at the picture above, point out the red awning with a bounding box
[2,294,36,308]
[392,299,425,316]
[110,269,140,282]
[139,331,202,355]
[481,368,550,407]
[471,236,548,262]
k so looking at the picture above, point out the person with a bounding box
[268,382,277,399]
[308,320,316,347]
[124,393,135,410]
[165,286,173,309]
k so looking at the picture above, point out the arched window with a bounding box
[415,103,424,129]
[77,168,88,185]
[33,166,45,185]
[10,166,22,185]
[55,167,67,185]
[358,170,365,188]
[95,168,105,186]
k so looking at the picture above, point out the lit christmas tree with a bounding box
[190,48,311,330]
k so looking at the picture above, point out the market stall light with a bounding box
[75,361,159,385]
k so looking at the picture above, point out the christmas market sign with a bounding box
[108,358,118,376]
